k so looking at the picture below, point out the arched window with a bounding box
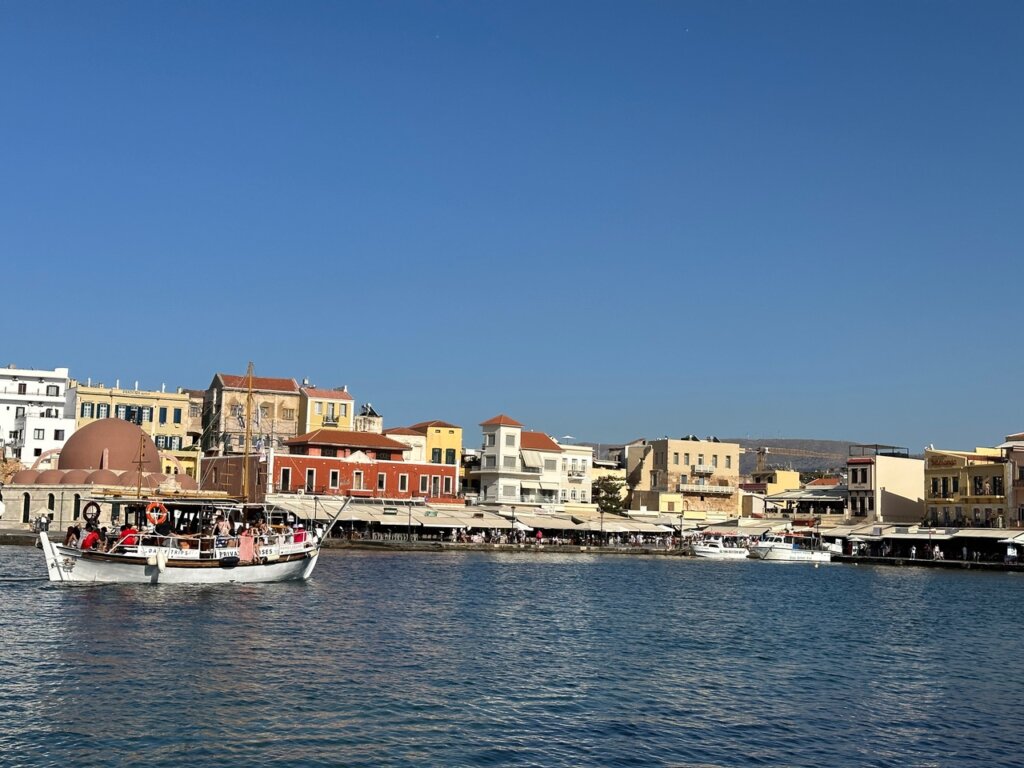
[73,494,81,520]
[47,493,55,511]
[22,493,31,523]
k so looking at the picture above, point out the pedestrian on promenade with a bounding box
[910,545,917,559]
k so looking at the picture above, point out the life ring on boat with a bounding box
[81,501,101,523]
[146,501,169,526]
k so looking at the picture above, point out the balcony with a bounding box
[691,464,715,475]
[677,483,735,495]
[567,469,586,482]
[323,417,339,427]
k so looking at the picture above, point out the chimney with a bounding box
[342,384,348,392]
[115,379,120,390]
[134,380,139,390]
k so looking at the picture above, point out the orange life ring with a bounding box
[146,501,169,526]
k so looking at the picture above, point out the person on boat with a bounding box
[112,523,138,551]
[80,524,102,551]
[63,525,81,547]
[214,515,234,547]
[280,520,294,544]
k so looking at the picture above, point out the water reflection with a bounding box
[1,547,1023,766]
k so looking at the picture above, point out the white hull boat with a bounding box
[40,532,320,584]
[748,534,832,563]
[690,538,751,560]
[40,495,351,585]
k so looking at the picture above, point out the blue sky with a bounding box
[2,1,1022,451]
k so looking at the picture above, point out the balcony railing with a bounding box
[677,483,735,495]
[323,417,339,426]
[691,464,715,475]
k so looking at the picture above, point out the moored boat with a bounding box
[690,537,751,560]
[747,533,833,563]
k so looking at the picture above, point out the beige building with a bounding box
[625,436,741,522]
[203,372,301,455]
[847,444,923,524]
[925,446,1011,528]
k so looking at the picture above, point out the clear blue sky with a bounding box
[3,1,1022,451]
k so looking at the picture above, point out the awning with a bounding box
[514,515,579,531]
[520,450,545,468]
[538,482,559,491]
[374,514,421,527]
[520,480,540,489]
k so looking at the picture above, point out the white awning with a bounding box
[520,450,544,468]
[538,482,559,491]
[520,480,540,489]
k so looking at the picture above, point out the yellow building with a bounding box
[70,380,197,478]
[409,421,463,490]
[740,468,801,517]
[299,386,354,433]
[924,447,1010,527]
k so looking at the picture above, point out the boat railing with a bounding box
[105,532,315,558]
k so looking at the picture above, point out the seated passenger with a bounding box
[64,525,81,547]
[80,525,102,551]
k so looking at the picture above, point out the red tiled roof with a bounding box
[217,373,299,393]
[806,477,841,486]
[285,429,409,451]
[385,428,424,437]
[480,414,523,427]
[301,386,353,400]
[521,431,560,452]
[409,420,460,431]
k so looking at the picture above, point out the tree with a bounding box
[592,475,625,517]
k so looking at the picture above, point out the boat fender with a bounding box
[156,551,168,573]
[147,554,158,566]
[219,556,240,568]
[146,501,169,526]
[265,552,280,562]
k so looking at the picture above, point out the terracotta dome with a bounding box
[36,469,65,484]
[86,469,121,486]
[118,470,161,490]
[59,469,91,484]
[11,469,40,484]
[176,475,199,491]
[58,419,162,473]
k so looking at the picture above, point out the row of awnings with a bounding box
[519,480,559,490]
[821,524,1024,543]
[267,496,677,533]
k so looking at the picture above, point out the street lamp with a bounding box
[511,506,517,545]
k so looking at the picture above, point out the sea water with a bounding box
[1,546,1022,767]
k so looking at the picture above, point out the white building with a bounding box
[0,365,72,464]
[473,414,594,512]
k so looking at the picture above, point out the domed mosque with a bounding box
[5,419,198,525]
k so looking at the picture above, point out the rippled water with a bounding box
[2,547,1023,767]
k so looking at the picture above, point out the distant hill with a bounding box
[582,438,860,476]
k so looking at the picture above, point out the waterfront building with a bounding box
[846,444,923,524]
[409,421,463,471]
[384,428,427,462]
[202,372,301,455]
[625,436,741,524]
[999,431,1024,526]
[472,414,595,513]
[0,364,72,465]
[299,385,354,433]
[199,428,459,504]
[924,446,1012,527]
[739,468,801,517]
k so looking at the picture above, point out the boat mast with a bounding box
[136,432,146,500]
[242,362,254,506]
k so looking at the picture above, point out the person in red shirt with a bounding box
[80,525,101,551]
[115,523,139,549]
